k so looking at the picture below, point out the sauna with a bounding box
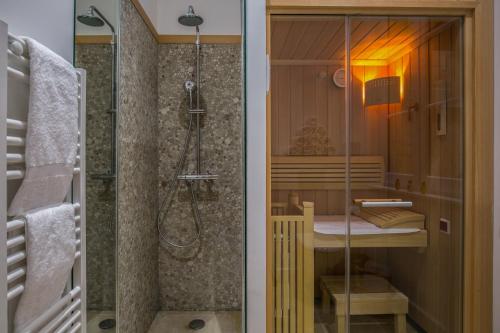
[270,16,464,333]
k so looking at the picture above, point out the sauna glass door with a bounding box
[269,14,464,333]
[347,16,464,333]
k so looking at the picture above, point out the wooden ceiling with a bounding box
[271,16,454,65]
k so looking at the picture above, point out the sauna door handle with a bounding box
[359,201,413,208]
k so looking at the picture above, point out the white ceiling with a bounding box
[139,0,241,35]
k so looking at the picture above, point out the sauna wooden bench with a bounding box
[320,275,409,333]
[313,229,428,248]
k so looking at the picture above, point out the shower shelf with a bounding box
[177,174,218,181]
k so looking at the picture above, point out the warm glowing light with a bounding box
[352,57,408,107]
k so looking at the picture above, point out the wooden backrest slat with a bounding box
[271,155,385,190]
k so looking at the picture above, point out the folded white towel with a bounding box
[14,203,76,332]
[8,37,78,216]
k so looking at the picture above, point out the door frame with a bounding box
[264,1,494,333]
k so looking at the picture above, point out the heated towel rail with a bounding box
[0,22,87,333]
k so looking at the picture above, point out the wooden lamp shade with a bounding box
[364,76,401,107]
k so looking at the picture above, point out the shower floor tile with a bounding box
[148,311,241,333]
[87,310,116,333]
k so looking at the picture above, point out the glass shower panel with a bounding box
[269,15,348,332]
[348,16,464,333]
[74,0,119,330]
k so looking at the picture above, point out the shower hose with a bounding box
[157,113,202,248]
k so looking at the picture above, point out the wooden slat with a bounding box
[157,35,242,44]
[304,20,344,59]
[272,202,314,333]
[75,35,113,45]
[289,221,297,333]
[275,221,282,333]
[271,155,385,189]
[296,219,304,333]
[282,221,289,332]
[350,19,392,59]
[314,230,428,248]
[279,21,310,59]
[293,21,329,59]
[302,203,314,331]
[272,21,294,59]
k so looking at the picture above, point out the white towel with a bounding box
[8,38,78,216]
[14,203,76,332]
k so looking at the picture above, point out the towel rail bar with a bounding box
[6,118,27,130]
[7,66,29,84]
[38,299,81,333]
[19,286,81,333]
[6,203,81,231]
[7,33,27,57]
[7,267,25,283]
[6,251,25,266]
[7,284,24,301]
[7,49,29,69]
[6,167,81,180]
[6,136,80,148]
[6,136,25,146]
[6,218,24,232]
[53,310,81,333]
[6,235,24,249]
[67,322,82,333]
[6,153,23,164]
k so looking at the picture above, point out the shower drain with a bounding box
[188,319,205,330]
[98,319,116,330]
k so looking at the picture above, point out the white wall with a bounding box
[75,0,118,36]
[0,0,74,62]
[493,0,500,330]
[138,0,157,29]
[139,0,241,35]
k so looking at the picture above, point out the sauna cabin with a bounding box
[270,16,463,333]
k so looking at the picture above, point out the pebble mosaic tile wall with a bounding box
[157,43,243,311]
[117,0,160,332]
[75,44,116,312]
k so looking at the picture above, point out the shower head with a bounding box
[178,6,203,27]
[77,7,104,27]
[77,6,116,34]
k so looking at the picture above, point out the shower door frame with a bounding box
[265,2,493,333]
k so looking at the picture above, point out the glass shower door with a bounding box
[347,15,464,333]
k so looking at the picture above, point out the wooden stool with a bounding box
[320,275,408,333]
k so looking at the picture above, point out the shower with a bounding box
[78,6,117,179]
[157,6,218,248]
